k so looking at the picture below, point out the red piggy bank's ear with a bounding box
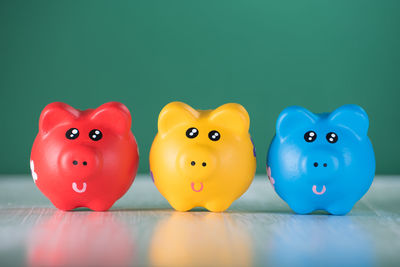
[39,102,79,134]
[90,102,132,135]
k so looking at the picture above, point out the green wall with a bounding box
[1,0,399,174]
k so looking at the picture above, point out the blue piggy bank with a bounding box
[267,105,375,215]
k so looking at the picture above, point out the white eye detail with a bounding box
[186,128,199,138]
[208,130,220,141]
[89,129,103,141]
[66,128,79,140]
[326,132,338,143]
[304,131,317,142]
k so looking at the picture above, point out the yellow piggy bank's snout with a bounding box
[178,145,217,182]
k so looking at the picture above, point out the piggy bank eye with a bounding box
[208,130,220,141]
[326,132,338,143]
[304,131,317,142]
[66,128,79,140]
[186,127,199,138]
[89,129,103,141]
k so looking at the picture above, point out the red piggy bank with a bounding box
[30,102,139,211]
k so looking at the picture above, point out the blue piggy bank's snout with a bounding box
[301,148,340,183]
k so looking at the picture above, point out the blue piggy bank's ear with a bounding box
[276,106,317,138]
[328,104,369,138]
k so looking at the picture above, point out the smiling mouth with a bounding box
[312,185,326,195]
[191,182,203,192]
[72,182,87,193]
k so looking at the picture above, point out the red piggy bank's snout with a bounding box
[59,145,102,180]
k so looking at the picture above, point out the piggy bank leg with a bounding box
[326,202,354,215]
[49,199,78,211]
[88,199,116,211]
[286,200,315,215]
[168,199,194,212]
[204,199,234,212]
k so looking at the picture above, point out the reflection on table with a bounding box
[266,215,375,267]
[150,212,252,266]
[26,211,134,267]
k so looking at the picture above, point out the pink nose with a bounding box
[59,145,101,179]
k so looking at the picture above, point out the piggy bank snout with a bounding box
[59,145,101,178]
[178,146,217,181]
[303,149,340,180]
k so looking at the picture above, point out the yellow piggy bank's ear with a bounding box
[209,103,250,134]
[158,102,199,134]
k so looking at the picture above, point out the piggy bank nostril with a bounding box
[83,161,88,166]
[191,161,196,166]
[72,160,78,165]
[202,162,207,167]
[323,163,328,167]
[313,162,318,167]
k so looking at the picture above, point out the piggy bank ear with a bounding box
[158,102,199,134]
[39,102,79,134]
[209,103,250,134]
[329,104,369,137]
[90,102,132,135]
[276,106,317,138]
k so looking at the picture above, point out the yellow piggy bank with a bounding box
[149,102,256,212]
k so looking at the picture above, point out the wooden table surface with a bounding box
[0,175,399,267]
